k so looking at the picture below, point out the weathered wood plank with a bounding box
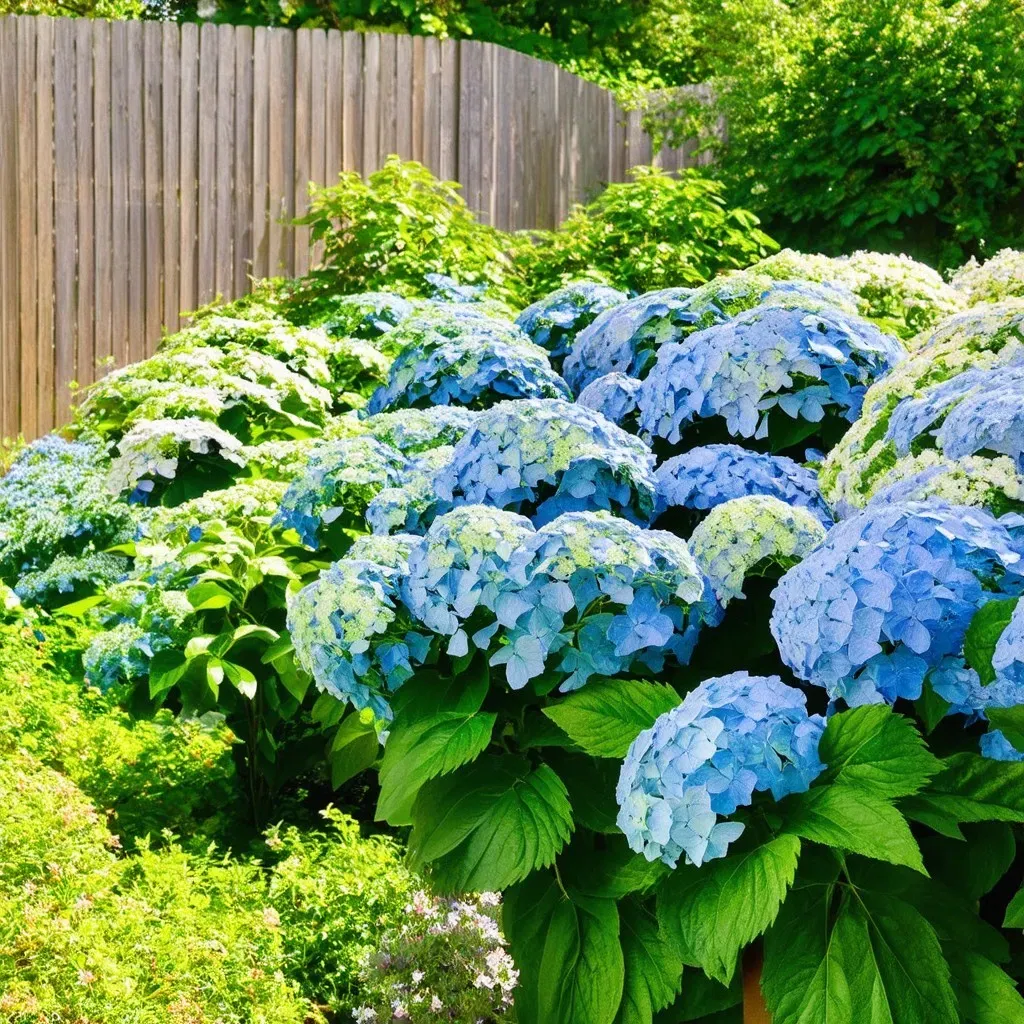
[196,22,218,304]
[53,17,76,423]
[267,28,294,276]
[73,19,95,397]
[361,30,379,172]
[292,26,311,276]
[177,21,198,316]
[438,37,457,181]
[34,16,55,432]
[1,18,20,436]
[16,17,38,438]
[377,31,396,162]
[250,26,269,279]
[308,27,327,267]
[395,32,412,158]
[233,24,253,295]
[125,21,145,364]
[341,31,362,172]
[161,22,180,333]
[92,18,112,372]
[214,24,235,299]
[143,21,163,351]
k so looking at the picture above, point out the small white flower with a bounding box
[473,973,496,990]
[430,995,443,1012]
[478,891,501,907]
[411,970,424,984]
[351,1009,377,1023]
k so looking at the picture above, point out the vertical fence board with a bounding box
[324,29,342,182]
[1,19,19,436]
[178,21,198,315]
[161,23,180,334]
[74,20,94,398]
[16,17,37,439]
[377,32,395,162]
[196,23,217,303]
[438,36,457,180]
[233,25,253,294]
[361,31,379,173]
[395,33,412,159]
[410,35,424,162]
[53,18,76,423]
[125,22,145,364]
[422,35,439,174]
[250,26,269,279]
[307,28,326,267]
[292,26,311,276]
[267,29,294,276]
[341,31,361,172]
[34,17,55,432]
[92,20,112,372]
[143,22,163,349]
[214,25,235,298]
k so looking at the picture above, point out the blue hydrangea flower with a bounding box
[980,729,1024,761]
[771,501,1024,706]
[313,291,415,342]
[364,449,453,536]
[363,406,480,455]
[576,373,643,429]
[14,551,130,608]
[562,288,697,395]
[689,496,827,606]
[655,445,833,526]
[425,273,489,304]
[275,437,412,548]
[616,672,825,867]
[83,621,173,691]
[366,312,570,414]
[0,434,138,577]
[288,542,428,721]
[637,304,905,447]
[515,281,628,369]
[434,399,658,526]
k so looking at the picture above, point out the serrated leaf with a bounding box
[538,893,624,1024]
[909,752,1024,824]
[542,678,681,758]
[817,704,939,799]
[615,900,682,1024]
[780,784,926,874]
[655,969,741,1022]
[410,757,573,892]
[329,711,380,788]
[504,872,564,1024]
[763,879,959,1024]
[948,950,1024,1024]
[658,834,801,985]
[963,598,1018,686]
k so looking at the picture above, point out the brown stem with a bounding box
[743,942,771,1024]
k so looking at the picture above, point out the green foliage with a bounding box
[964,598,1020,686]
[520,167,777,296]
[299,156,522,305]
[676,0,1024,268]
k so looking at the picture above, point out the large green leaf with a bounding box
[780,785,925,874]
[542,678,681,758]
[948,951,1024,1024]
[615,900,683,1024]
[1003,884,1024,928]
[921,823,1016,901]
[963,598,1019,686]
[503,872,564,1024]
[410,756,573,892]
[904,752,1024,824]
[328,710,380,789]
[567,835,669,900]
[657,834,801,985]
[763,878,959,1024]
[816,704,939,799]
[538,893,624,1024]
[148,649,189,700]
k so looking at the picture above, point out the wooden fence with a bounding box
[0,15,701,440]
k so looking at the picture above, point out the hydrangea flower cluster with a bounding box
[771,501,1024,706]
[83,621,169,691]
[981,730,1024,762]
[636,304,905,447]
[311,290,415,342]
[616,672,825,867]
[689,496,827,606]
[366,311,570,414]
[13,551,129,607]
[562,287,697,394]
[514,280,627,369]
[288,541,427,720]
[951,251,1024,307]
[576,372,643,428]
[655,444,832,526]
[365,450,452,536]
[275,437,412,548]
[107,418,247,504]
[433,399,658,526]
[363,406,480,455]
[353,890,516,1024]
[0,435,137,577]
[821,302,1024,513]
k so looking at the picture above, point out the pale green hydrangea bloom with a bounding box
[951,250,1024,307]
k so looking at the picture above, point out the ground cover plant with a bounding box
[4,158,1024,1023]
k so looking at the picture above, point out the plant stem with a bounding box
[743,942,771,1024]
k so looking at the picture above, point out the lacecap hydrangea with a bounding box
[616,672,825,867]
[636,303,905,448]
[433,399,657,526]
[689,496,827,606]
[951,251,1024,307]
[274,437,411,548]
[654,444,832,526]
[13,551,130,609]
[514,280,627,369]
[770,501,1024,706]
[363,406,480,455]
[366,311,570,413]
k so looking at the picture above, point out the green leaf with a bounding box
[504,872,564,1024]
[148,649,188,700]
[261,635,295,665]
[900,796,965,839]
[921,823,1016,900]
[615,900,683,1024]
[547,750,621,833]
[410,757,573,892]
[656,970,741,1022]
[186,580,235,610]
[538,893,624,1024]
[963,598,1018,686]
[223,661,257,699]
[763,881,959,1024]
[780,784,926,874]
[329,711,380,789]
[230,624,279,646]
[568,836,669,900]
[52,594,106,617]
[542,677,681,758]
[658,835,801,985]
[915,682,951,735]
[817,704,940,799]
[907,752,1024,824]
[986,706,1024,752]
[1003,884,1024,928]
[376,668,494,825]
[948,951,1024,1024]
[206,658,224,697]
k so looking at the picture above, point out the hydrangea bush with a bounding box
[950,249,1024,307]
[11,235,1024,1024]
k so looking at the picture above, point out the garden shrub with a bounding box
[520,166,777,297]
[951,249,1024,307]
